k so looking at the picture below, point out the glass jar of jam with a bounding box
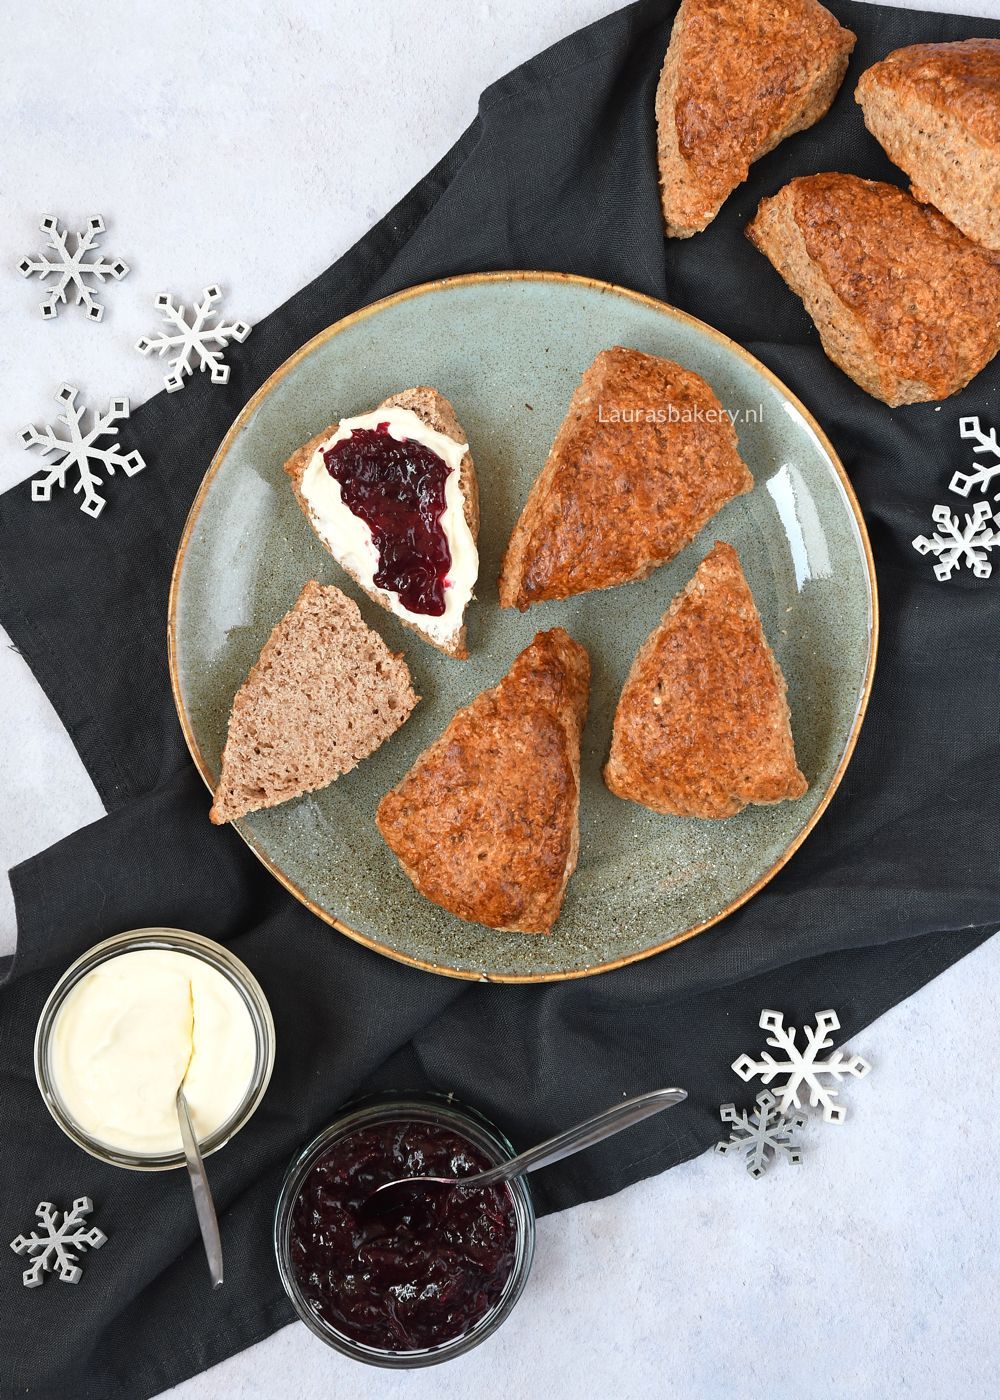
[274,1094,535,1367]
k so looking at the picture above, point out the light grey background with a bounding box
[1,3,997,1398]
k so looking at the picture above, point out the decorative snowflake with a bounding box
[732,1009,871,1124]
[950,416,1000,501]
[18,214,129,321]
[20,384,146,519]
[912,417,1000,582]
[136,285,252,392]
[716,1090,806,1178]
[912,502,1000,581]
[11,1197,106,1287]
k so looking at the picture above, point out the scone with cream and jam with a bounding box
[285,387,479,658]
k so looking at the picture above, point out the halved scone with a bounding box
[604,543,806,819]
[285,387,479,658]
[657,0,856,238]
[498,347,753,611]
[376,628,590,934]
[210,582,418,824]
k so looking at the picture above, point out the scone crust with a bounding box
[856,39,1000,252]
[656,0,855,237]
[747,173,1000,405]
[858,39,1000,149]
[376,628,590,934]
[604,542,806,820]
[284,387,478,659]
[498,347,753,610]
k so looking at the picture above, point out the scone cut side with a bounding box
[210,581,419,825]
[656,0,856,237]
[284,386,479,659]
[604,542,807,820]
[376,628,591,934]
[498,346,753,610]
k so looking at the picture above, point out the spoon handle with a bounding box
[176,1088,224,1289]
[474,1087,687,1189]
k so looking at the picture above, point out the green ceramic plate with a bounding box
[169,272,877,982]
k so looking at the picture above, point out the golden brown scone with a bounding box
[284,387,479,659]
[604,543,806,820]
[856,40,1000,252]
[656,0,855,238]
[747,173,1000,406]
[498,347,753,611]
[376,629,590,934]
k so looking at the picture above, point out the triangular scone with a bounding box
[498,348,753,611]
[604,543,807,819]
[656,0,855,237]
[210,582,418,824]
[747,174,1000,406]
[284,387,479,659]
[376,629,590,934]
[856,40,1000,253]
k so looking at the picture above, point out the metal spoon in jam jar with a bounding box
[363,1087,687,1217]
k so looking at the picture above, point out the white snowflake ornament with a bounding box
[950,416,1000,501]
[11,1197,106,1287]
[716,1090,806,1178]
[20,385,145,518]
[912,502,1000,581]
[136,286,251,392]
[732,1009,871,1125]
[18,214,129,321]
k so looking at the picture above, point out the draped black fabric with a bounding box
[2,3,998,1396]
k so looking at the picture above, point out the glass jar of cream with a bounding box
[34,928,275,1171]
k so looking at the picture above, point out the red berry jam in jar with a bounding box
[322,423,452,617]
[288,1119,518,1353]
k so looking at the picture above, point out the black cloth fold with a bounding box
[1,3,998,1397]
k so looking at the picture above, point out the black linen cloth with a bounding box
[2,2,999,1395]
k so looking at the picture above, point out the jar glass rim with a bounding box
[34,927,276,1172]
[274,1092,536,1368]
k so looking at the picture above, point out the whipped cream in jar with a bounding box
[35,929,275,1171]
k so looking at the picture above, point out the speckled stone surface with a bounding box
[1,3,998,1398]
[173,275,873,978]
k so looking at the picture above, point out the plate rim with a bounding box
[167,269,879,984]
